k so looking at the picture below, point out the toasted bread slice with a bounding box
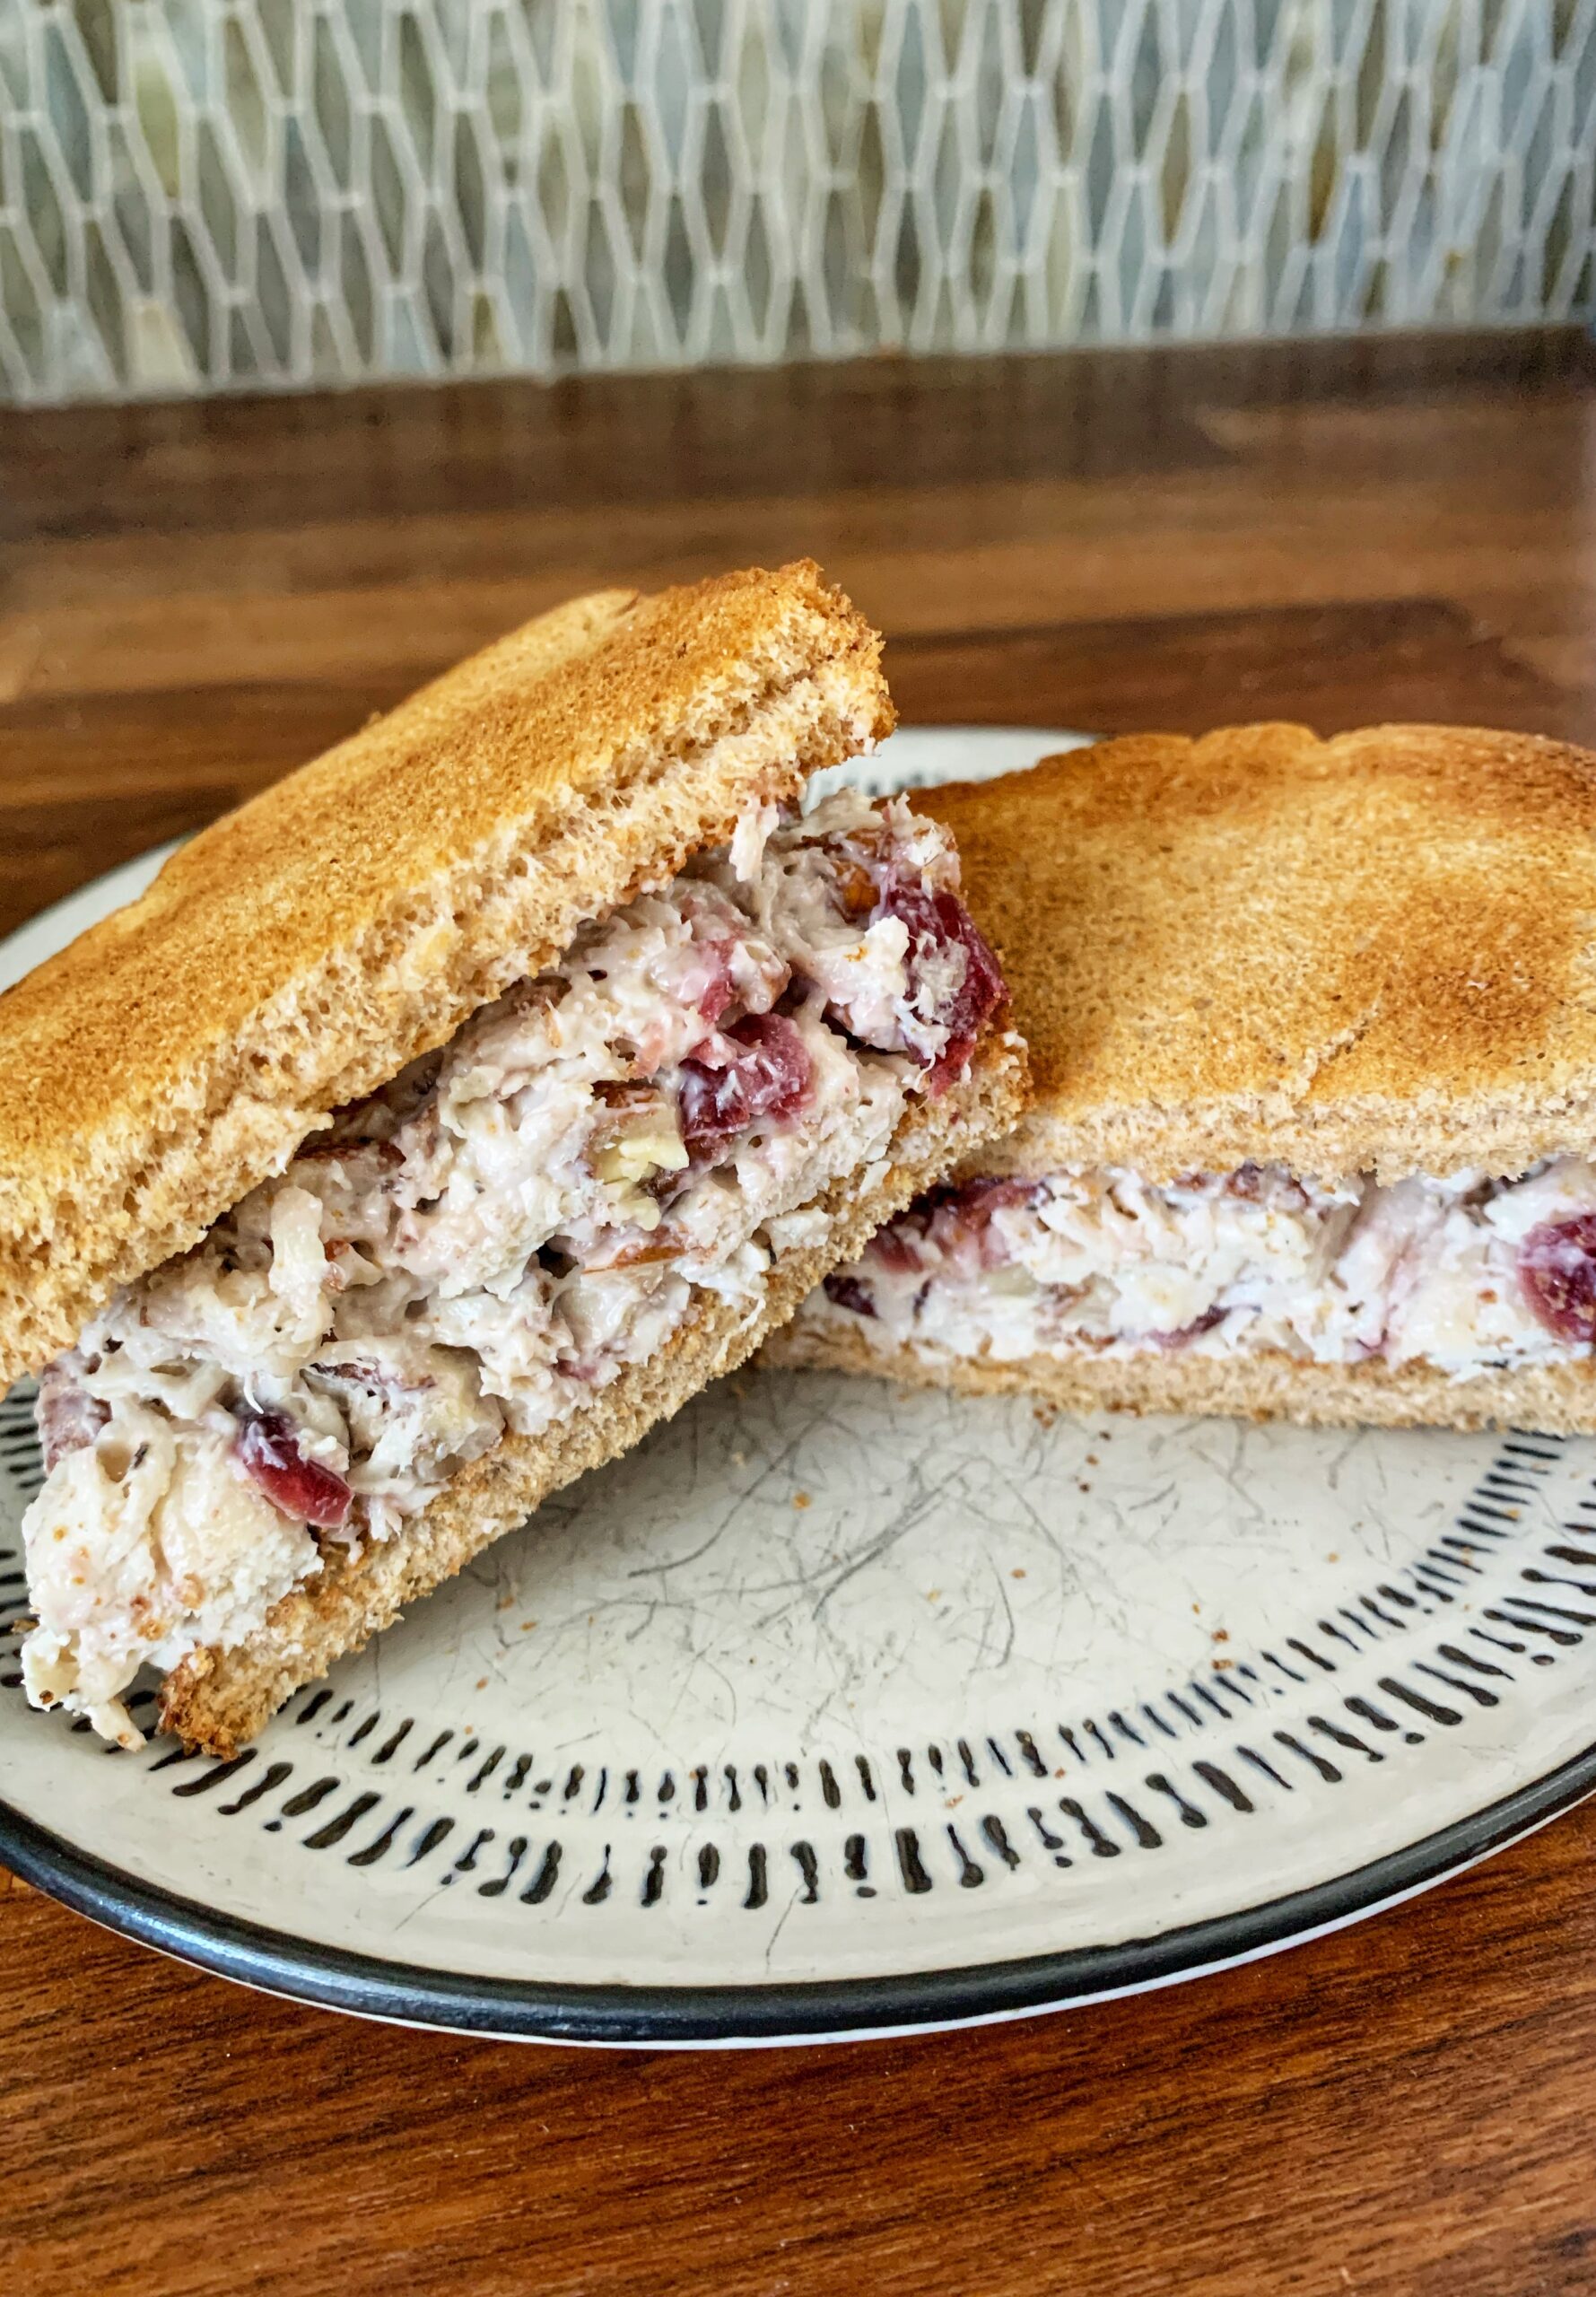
[161,1032,1028,1756]
[767,1315,1596,1435]
[0,561,890,1387]
[922,722,1596,1185]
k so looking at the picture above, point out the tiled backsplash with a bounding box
[2,0,1592,405]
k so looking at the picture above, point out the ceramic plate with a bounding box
[5,726,1596,2049]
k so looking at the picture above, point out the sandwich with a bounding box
[769,721,1596,1433]
[4,562,1026,1753]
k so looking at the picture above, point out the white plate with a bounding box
[4,725,1596,2048]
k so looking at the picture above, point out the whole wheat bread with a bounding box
[0,560,892,1386]
[768,1313,1596,1434]
[922,722,1596,1184]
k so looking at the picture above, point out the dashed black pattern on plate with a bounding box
[0,1403,1585,1924]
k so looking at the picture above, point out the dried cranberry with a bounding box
[866,1175,1037,1278]
[1520,1215,1596,1343]
[923,1174,1041,1266]
[931,1175,1042,1220]
[1150,1306,1228,1351]
[929,895,1005,1089]
[236,1406,353,1529]
[691,939,741,1024]
[823,1273,876,1319]
[876,878,1005,1093]
[871,1221,929,1275]
[677,897,788,1026]
[677,1014,812,1158]
[1219,1164,1308,1210]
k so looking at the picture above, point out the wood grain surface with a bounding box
[4,328,1596,2296]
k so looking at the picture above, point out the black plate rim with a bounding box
[3,1736,1594,2046]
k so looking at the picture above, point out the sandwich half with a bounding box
[4,561,1026,1753]
[769,721,1596,1434]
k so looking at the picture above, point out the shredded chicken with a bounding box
[812,1157,1596,1375]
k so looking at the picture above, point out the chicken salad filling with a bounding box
[22,790,1005,1746]
[811,1157,1596,1376]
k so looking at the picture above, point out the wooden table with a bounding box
[4,329,1596,2296]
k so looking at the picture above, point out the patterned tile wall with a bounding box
[1,0,1592,404]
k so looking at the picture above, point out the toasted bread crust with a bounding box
[157,1034,1029,1755]
[764,1319,1596,1435]
[924,722,1596,1184]
[0,562,893,1386]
